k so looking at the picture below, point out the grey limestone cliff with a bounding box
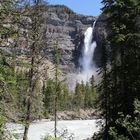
[42,5,97,75]
[93,14,109,67]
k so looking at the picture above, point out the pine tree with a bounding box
[109,99,140,140]
[97,0,140,139]
[0,0,20,139]
[97,39,111,139]
[21,1,46,139]
[53,42,61,138]
[90,75,95,92]
[73,81,86,110]
[44,79,55,115]
[58,83,70,111]
[84,82,90,108]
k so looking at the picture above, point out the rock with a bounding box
[42,5,97,76]
[93,14,110,67]
[12,5,107,79]
[43,6,109,74]
[52,109,100,120]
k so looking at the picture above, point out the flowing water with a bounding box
[78,21,97,83]
[67,21,97,89]
[6,119,100,140]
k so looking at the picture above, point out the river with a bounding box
[6,119,101,140]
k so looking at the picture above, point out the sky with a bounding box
[47,0,103,16]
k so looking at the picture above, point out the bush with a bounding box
[43,135,60,140]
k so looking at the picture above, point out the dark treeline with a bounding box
[94,0,140,140]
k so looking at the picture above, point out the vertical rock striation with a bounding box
[42,5,97,75]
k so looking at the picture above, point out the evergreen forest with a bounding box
[0,0,140,140]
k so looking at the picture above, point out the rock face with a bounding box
[14,5,106,79]
[42,5,97,75]
[93,14,109,67]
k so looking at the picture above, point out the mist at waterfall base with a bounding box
[67,23,97,90]
[78,26,97,83]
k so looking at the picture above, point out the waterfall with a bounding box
[78,21,97,83]
[67,21,97,90]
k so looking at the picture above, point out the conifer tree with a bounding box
[97,0,140,139]
[21,0,46,139]
[0,0,20,138]
[53,42,61,138]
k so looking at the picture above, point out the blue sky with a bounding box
[47,0,103,16]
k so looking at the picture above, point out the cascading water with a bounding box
[78,21,97,83]
[67,21,97,90]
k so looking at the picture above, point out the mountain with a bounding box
[42,5,97,76]
[93,14,108,67]
[7,5,106,79]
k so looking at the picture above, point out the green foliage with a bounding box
[43,76,97,115]
[0,0,19,138]
[73,77,97,110]
[44,79,72,114]
[0,0,97,139]
[43,135,60,140]
[97,0,140,139]
[109,127,129,140]
[0,116,7,140]
[109,99,140,140]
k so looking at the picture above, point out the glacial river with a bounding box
[6,119,101,140]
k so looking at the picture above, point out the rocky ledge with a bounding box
[49,109,101,121]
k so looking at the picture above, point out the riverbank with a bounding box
[48,109,101,121]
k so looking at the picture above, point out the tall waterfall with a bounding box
[67,21,97,90]
[78,21,97,83]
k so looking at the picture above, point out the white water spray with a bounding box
[67,21,97,89]
[78,21,97,83]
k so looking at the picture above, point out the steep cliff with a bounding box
[12,5,106,80]
[1,4,107,78]
[42,5,97,75]
[93,14,109,67]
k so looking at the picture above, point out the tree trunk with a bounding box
[23,126,29,140]
[54,96,57,138]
